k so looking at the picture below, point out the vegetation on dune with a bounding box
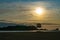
[0,25,37,30]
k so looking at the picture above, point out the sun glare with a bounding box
[35,7,44,15]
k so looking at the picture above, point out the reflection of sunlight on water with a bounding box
[41,25,60,30]
[25,23,60,30]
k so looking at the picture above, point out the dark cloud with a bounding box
[0,20,6,21]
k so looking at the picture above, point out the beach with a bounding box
[0,32,60,40]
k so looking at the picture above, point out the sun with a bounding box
[35,7,43,15]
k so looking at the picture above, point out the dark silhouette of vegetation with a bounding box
[0,25,37,30]
[37,23,41,28]
[56,28,59,30]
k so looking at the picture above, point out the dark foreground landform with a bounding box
[0,32,60,40]
[0,25,37,30]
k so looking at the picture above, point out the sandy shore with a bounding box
[0,32,60,40]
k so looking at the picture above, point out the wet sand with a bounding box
[0,32,60,40]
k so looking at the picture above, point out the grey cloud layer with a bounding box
[0,1,60,23]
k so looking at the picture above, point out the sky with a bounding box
[0,0,60,24]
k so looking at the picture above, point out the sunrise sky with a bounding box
[0,0,60,24]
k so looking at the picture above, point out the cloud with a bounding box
[0,0,51,3]
[0,0,60,24]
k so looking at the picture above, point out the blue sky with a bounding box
[0,0,60,24]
